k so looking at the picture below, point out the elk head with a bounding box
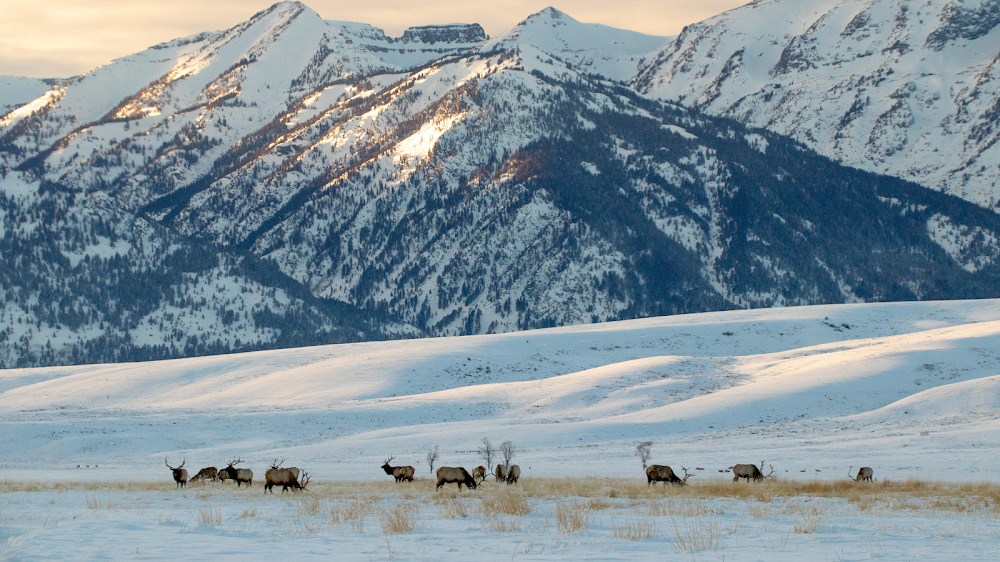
[165,457,185,471]
[298,471,311,491]
[226,457,243,469]
[381,455,395,474]
[759,461,775,479]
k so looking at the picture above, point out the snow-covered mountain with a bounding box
[2,1,1000,368]
[634,0,1000,211]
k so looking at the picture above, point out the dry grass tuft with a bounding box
[480,513,521,533]
[555,502,590,534]
[480,486,531,516]
[380,502,419,534]
[610,517,658,540]
[670,516,721,553]
[241,506,257,518]
[296,496,323,518]
[438,496,469,519]
[196,508,222,526]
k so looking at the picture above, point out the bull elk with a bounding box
[269,459,301,482]
[189,467,218,482]
[381,456,415,483]
[729,461,775,483]
[265,467,301,494]
[505,464,520,484]
[849,466,873,482]
[165,458,188,488]
[436,467,477,490]
[221,457,253,487]
[646,465,693,486]
[473,466,486,484]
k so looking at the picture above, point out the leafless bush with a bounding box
[635,441,652,469]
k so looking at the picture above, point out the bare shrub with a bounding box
[426,445,439,475]
[555,502,590,534]
[635,441,652,469]
[499,440,517,468]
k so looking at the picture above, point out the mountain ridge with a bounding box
[1,1,999,368]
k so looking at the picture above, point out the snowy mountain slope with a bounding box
[0,169,410,369]
[1,300,998,481]
[634,0,1000,211]
[0,76,54,117]
[484,7,671,82]
[2,2,1000,369]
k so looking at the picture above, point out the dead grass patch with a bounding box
[479,486,531,516]
[610,517,658,540]
[555,502,590,534]
[380,502,418,534]
[670,516,721,553]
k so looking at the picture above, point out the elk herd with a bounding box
[165,457,310,492]
[167,456,874,491]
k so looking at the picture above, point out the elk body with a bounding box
[850,467,874,482]
[473,466,486,484]
[505,465,520,484]
[189,467,218,482]
[494,464,506,483]
[381,456,415,483]
[221,458,253,486]
[436,467,477,490]
[165,458,188,488]
[264,468,301,493]
[730,461,774,483]
[646,465,693,486]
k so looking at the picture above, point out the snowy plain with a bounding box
[2,299,1000,560]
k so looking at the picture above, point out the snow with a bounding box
[3,299,1000,559]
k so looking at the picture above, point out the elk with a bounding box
[270,459,301,482]
[472,466,486,484]
[494,464,506,483]
[436,467,477,490]
[165,458,188,488]
[264,467,301,494]
[380,456,415,483]
[221,458,253,486]
[730,461,775,483]
[849,466,873,482]
[505,464,520,484]
[646,465,693,486]
[189,467,218,482]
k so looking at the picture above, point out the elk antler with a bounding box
[271,458,285,469]
[764,464,776,479]
[178,459,185,469]
[230,457,243,467]
[385,455,395,465]
[298,471,311,490]
[165,457,174,470]
[681,466,695,484]
[847,466,857,481]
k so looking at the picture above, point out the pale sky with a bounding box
[0,0,750,78]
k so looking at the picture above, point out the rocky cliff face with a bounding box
[2,2,999,367]
[634,0,1000,212]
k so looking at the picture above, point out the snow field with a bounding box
[2,299,1000,559]
[2,477,1000,560]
